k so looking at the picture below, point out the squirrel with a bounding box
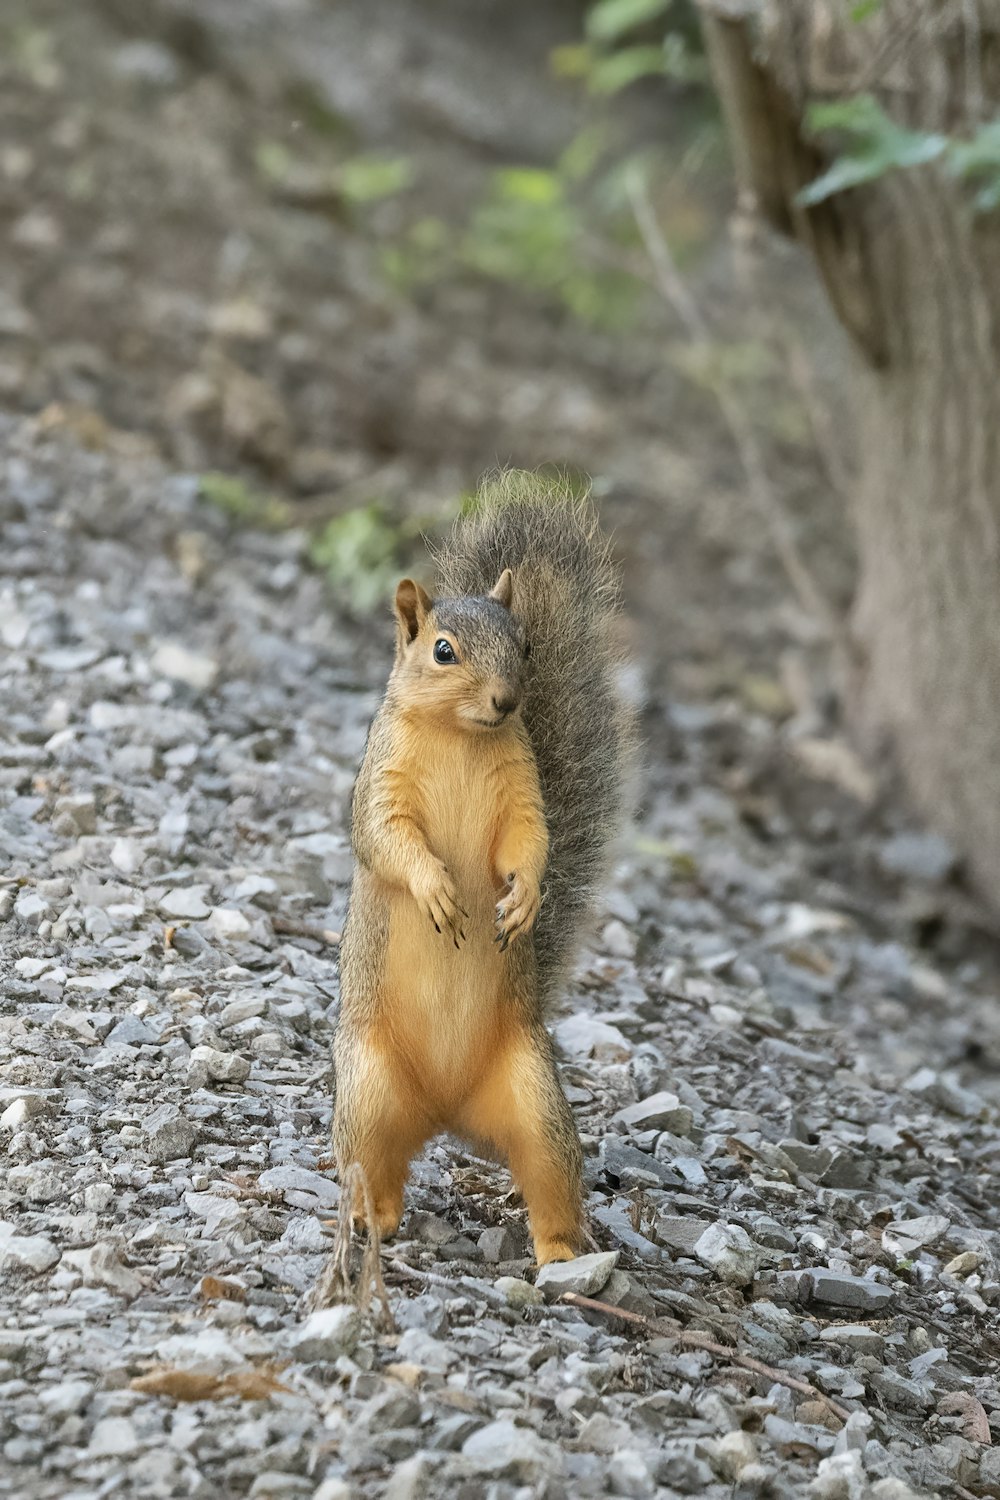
[332,470,633,1265]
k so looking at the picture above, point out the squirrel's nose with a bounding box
[492,689,521,717]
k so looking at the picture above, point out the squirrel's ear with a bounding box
[395,578,432,643]
[490,568,513,610]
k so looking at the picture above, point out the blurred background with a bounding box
[6,0,1000,1063]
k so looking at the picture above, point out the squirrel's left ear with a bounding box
[395,578,433,643]
[490,568,514,610]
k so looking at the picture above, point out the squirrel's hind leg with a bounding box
[456,1024,583,1266]
[333,1027,431,1239]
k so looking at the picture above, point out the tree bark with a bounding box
[701,0,1000,903]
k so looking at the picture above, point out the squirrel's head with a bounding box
[392,569,528,732]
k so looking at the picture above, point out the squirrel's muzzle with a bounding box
[491,687,522,719]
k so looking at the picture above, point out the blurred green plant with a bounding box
[309,504,422,614]
[199,473,291,528]
[460,162,643,329]
[552,0,707,96]
[255,140,414,207]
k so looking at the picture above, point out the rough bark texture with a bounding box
[701,0,1000,903]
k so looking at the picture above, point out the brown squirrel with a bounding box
[333,471,632,1264]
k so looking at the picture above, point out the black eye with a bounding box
[433,638,456,664]
[523,641,532,660]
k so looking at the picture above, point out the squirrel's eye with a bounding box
[433,639,456,664]
[523,641,532,660]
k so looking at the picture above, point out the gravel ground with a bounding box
[3,415,1000,1500]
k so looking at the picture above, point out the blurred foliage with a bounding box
[382,143,647,330]
[199,473,291,528]
[383,0,717,329]
[309,505,424,615]
[802,90,1000,213]
[553,0,707,95]
[255,140,414,208]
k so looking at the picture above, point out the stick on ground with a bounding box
[560,1291,851,1424]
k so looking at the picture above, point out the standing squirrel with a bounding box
[333,471,632,1265]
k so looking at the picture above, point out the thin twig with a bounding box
[626,170,842,642]
[387,1259,510,1309]
[273,917,341,945]
[560,1291,851,1423]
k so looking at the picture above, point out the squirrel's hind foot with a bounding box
[535,1238,579,1266]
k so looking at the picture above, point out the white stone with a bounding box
[535,1250,619,1301]
[289,1307,359,1363]
[151,641,218,691]
[208,906,252,941]
[693,1223,757,1286]
[160,886,211,920]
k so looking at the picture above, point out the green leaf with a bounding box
[585,0,673,43]
[549,43,593,80]
[947,119,1000,177]
[799,95,946,204]
[494,168,563,204]
[309,505,411,614]
[849,0,882,20]
[199,473,290,529]
[339,154,413,203]
[588,45,666,95]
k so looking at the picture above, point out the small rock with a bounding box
[607,1449,654,1497]
[311,1483,353,1500]
[161,886,211,920]
[809,1451,867,1500]
[208,906,252,941]
[187,1044,251,1087]
[904,1067,984,1119]
[819,1324,885,1357]
[105,1014,158,1048]
[478,1224,525,1263]
[151,641,218,691]
[248,1475,312,1498]
[555,1014,631,1061]
[656,1214,711,1255]
[613,1091,693,1136]
[496,1276,543,1309]
[805,1271,895,1313]
[535,1250,619,1300]
[0,1225,60,1274]
[461,1419,559,1481]
[693,1223,757,1287]
[882,1214,949,1258]
[89,1416,141,1457]
[713,1431,758,1482]
[383,1455,432,1500]
[289,1307,359,1363]
[943,1251,980,1277]
[142,1103,199,1162]
[61,1242,143,1298]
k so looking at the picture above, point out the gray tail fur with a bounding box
[434,470,634,1005]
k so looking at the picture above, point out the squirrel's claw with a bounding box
[494,874,540,950]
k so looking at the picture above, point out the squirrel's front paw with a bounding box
[415,862,467,947]
[495,872,541,951]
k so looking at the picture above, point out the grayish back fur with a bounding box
[434,470,634,1005]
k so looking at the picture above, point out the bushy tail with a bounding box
[435,470,635,1005]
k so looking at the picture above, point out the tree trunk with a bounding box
[701,0,1000,902]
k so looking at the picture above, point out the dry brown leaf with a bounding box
[199,1275,246,1303]
[937,1391,992,1445]
[131,1365,289,1402]
[383,1362,423,1388]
